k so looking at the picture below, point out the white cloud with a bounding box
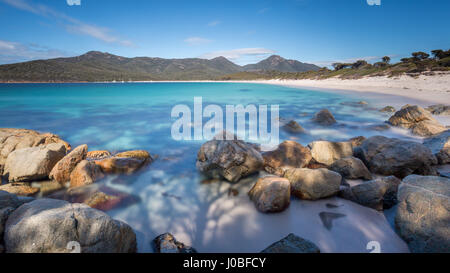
[184,37,213,46]
[208,20,221,27]
[201,48,275,60]
[1,0,133,46]
[0,40,71,64]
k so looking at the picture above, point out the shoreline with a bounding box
[1,74,449,109]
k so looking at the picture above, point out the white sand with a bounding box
[233,73,450,109]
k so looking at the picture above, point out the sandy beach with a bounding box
[235,73,450,109]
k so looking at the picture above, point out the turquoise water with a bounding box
[0,82,413,253]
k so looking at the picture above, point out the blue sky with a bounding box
[0,0,449,66]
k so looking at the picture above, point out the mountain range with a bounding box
[0,51,320,82]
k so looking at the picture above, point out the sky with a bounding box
[0,0,449,66]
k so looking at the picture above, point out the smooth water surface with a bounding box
[0,82,415,252]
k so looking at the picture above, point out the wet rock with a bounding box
[339,176,401,211]
[95,157,147,175]
[196,137,263,183]
[3,143,67,182]
[0,183,39,197]
[349,136,366,148]
[395,175,450,253]
[319,212,346,230]
[152,233,197,253]
[248,176,291,213]
[312,109,337,126]
[380,106,396,113]
[69,160,104,188]
[50,144,88,184]
[284,168,341,200]
[0,128,70,176]
[426,104,450,116]
[115,150,153,162]
[86,150,111,160]
[282,120,306,134]
[308,140,353,166]
[330,156,372,180]
[4,198,137,253]
[262,141,312,175]
[388,105,446,136]
[0,207,14,239]
[423,130,450,164]
[354,136,438,178]
[261,233,320,253]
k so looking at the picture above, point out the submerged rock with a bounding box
[312,109,337,126]
[50,144,88,184]
[388,105,446,136]
[426,104,450,116]
[196,137,263,183]
[4,198,137,253]
[152,233,197,253]
[261,233,320,253]
[115,150,152,161]
[282,120,306,134]
[0,128,70,176]
[308,140,353,166]
[0,183,39,197]
[3,143,67,182]
[380,106,396,113]
[70,160,105,188]
[95,157,148,175]
[395,175,450,253]
[319,212,346,230]
[248,176,291,213]
[330,156,372,180]
[354,136,437,178]
[423,130,450,164]
[284,168,341,200]
[262,141,312,175]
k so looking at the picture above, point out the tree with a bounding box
[382,56,391,64]
[352,60,368,69]
[332,63,349,71]
[411,51,430,61]
[431,49,450,60]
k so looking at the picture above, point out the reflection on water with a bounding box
[0,82,415,252]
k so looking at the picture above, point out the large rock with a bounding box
[196,138,263,183]
[312,109,336,126]
[4,198,137,253]
[261,233,320,253]
[308,140,353,166]
[330,156,372,180]
[388,105,446,136]
[86,150,111,160]
[395,175,450,253]
[354,136,437,178]
[262,141,312,175]
[423,130,450,164]
[3,143,67,182]
[70,160,104,188]
[152,233,197,253]
[426,104,450,116]
[248,176,291,213]
[50,144,87,184]
[284,168,341,200]
[0,128,70,176]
